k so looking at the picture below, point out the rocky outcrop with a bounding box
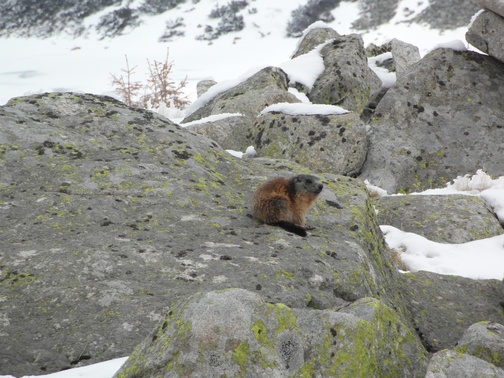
[375,194,504,243]
[457,321,504,369]
[0,92,415,376]
[466,0,504,64]
[399,272,504,352]
[307,34,381,113]
[360,48,504,193]
[248,107,368,176]
[366,38,421,78]
[181,66,300,124]
[114,290,428,378]
[426,349,504,377]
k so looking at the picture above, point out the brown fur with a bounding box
[252,174,323,236]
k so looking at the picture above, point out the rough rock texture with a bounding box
[290,26,340,59]
[425,349,504,378]
[0,93,412,376]
[196,79,217,97]
[181,66,300,124]
[352,0,398,30]
[360,48,504,193]
[249,110,368,176]
[307,34,382,114]
[114,290,428,378]
[184,114,250,151]
[457,321,504,369]
[375,194,504,243]
[466,9,504,64]
[366,38,421,78]
[400,271,504,352]
[409,0,482,30]
[481,0,504,17]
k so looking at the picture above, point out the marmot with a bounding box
[252,174,323,236]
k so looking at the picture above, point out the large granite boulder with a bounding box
[248,104,368,176]
[181,66,300,124]
[114,291,428,378]
[290,24,340,59]
[457,321,504,369]
[399,271,504,352]
[0,92,410,376]
[360,48,504,193]
[426,349,504,378]
[466,5,504,64]
[375,194,504,243]
[307,33,382,114]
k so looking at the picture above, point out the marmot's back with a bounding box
[252,174,323,236]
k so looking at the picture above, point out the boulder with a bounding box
[374,194,504,243]
[182,113,250,151]
[466,9,504,64]
[360,48,504,193]
[196,79,217,97]
[113,290,428,378]
[248,107,368,176]
[425,349,504,378]
[0,92,411,375]
[181,66,300,123]
[366,38,421,78]
[307,34,382,114]
[290,25,340,58]
[481,0,504,17]
[457,321,504,369]
[399,271,504,352]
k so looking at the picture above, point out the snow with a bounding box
[0,357,128,378]
[374,170,504,281]
[1,1,500,377]
[180,112,243,127]
[368,52,397,88]
[260,102,349,116]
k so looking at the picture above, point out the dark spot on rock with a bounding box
[220,255,232,260]
[101,219,113,227]
[350,224,359,231]
[256,284,262,290]
[308,130,315,136]
[416,156,423,162]
[282,126,288,131]
[433,111,438,116]
[330,328,337,337]
[325,200,342,209]
[173,149,192,160]
[326,251,338,259]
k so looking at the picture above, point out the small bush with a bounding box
[110,50,190,111]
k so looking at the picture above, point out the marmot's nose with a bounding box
[316,183,323,193]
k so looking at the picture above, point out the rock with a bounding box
[425,349,504,378]
[466,9,504,64]
[400,271,504,352]
[196,79,217,97]
[375,194,504,243]
[113,290,428,378]
[367,38,421,78]
[290,25,340,58]
[0,92,411,375]
[351,0,398,30]
[481,0,504,18]
[360,48,504,193]
[248,108,368,176]
[183,114,250,150]
[457,321,504,369]
[181,66,300,124]
[308,34,382,114]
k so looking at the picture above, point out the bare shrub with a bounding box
[110,49,190,111]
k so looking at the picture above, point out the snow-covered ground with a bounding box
[1,1,502,377]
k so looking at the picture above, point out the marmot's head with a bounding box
[292,174,323,195]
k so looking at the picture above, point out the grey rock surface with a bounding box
[457,321,504,369]
[481,0,504,17]
[0,92,407,376]
[360,48,504,193]
[399,271,504,352]
[181,66,300,124]
[183,114,250,151]
[425,349,504,378]
[466,9,504,64]
[375,194,504,243]
[290,26,340,58]
[367,38,421,78]
[196,79,217,97]
[113,290,428,378]
[308,34,382,114]
[249,110,368,176]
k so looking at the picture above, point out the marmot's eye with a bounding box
[306,179,312,184]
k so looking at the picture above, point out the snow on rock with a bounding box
[259,102,349,116]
